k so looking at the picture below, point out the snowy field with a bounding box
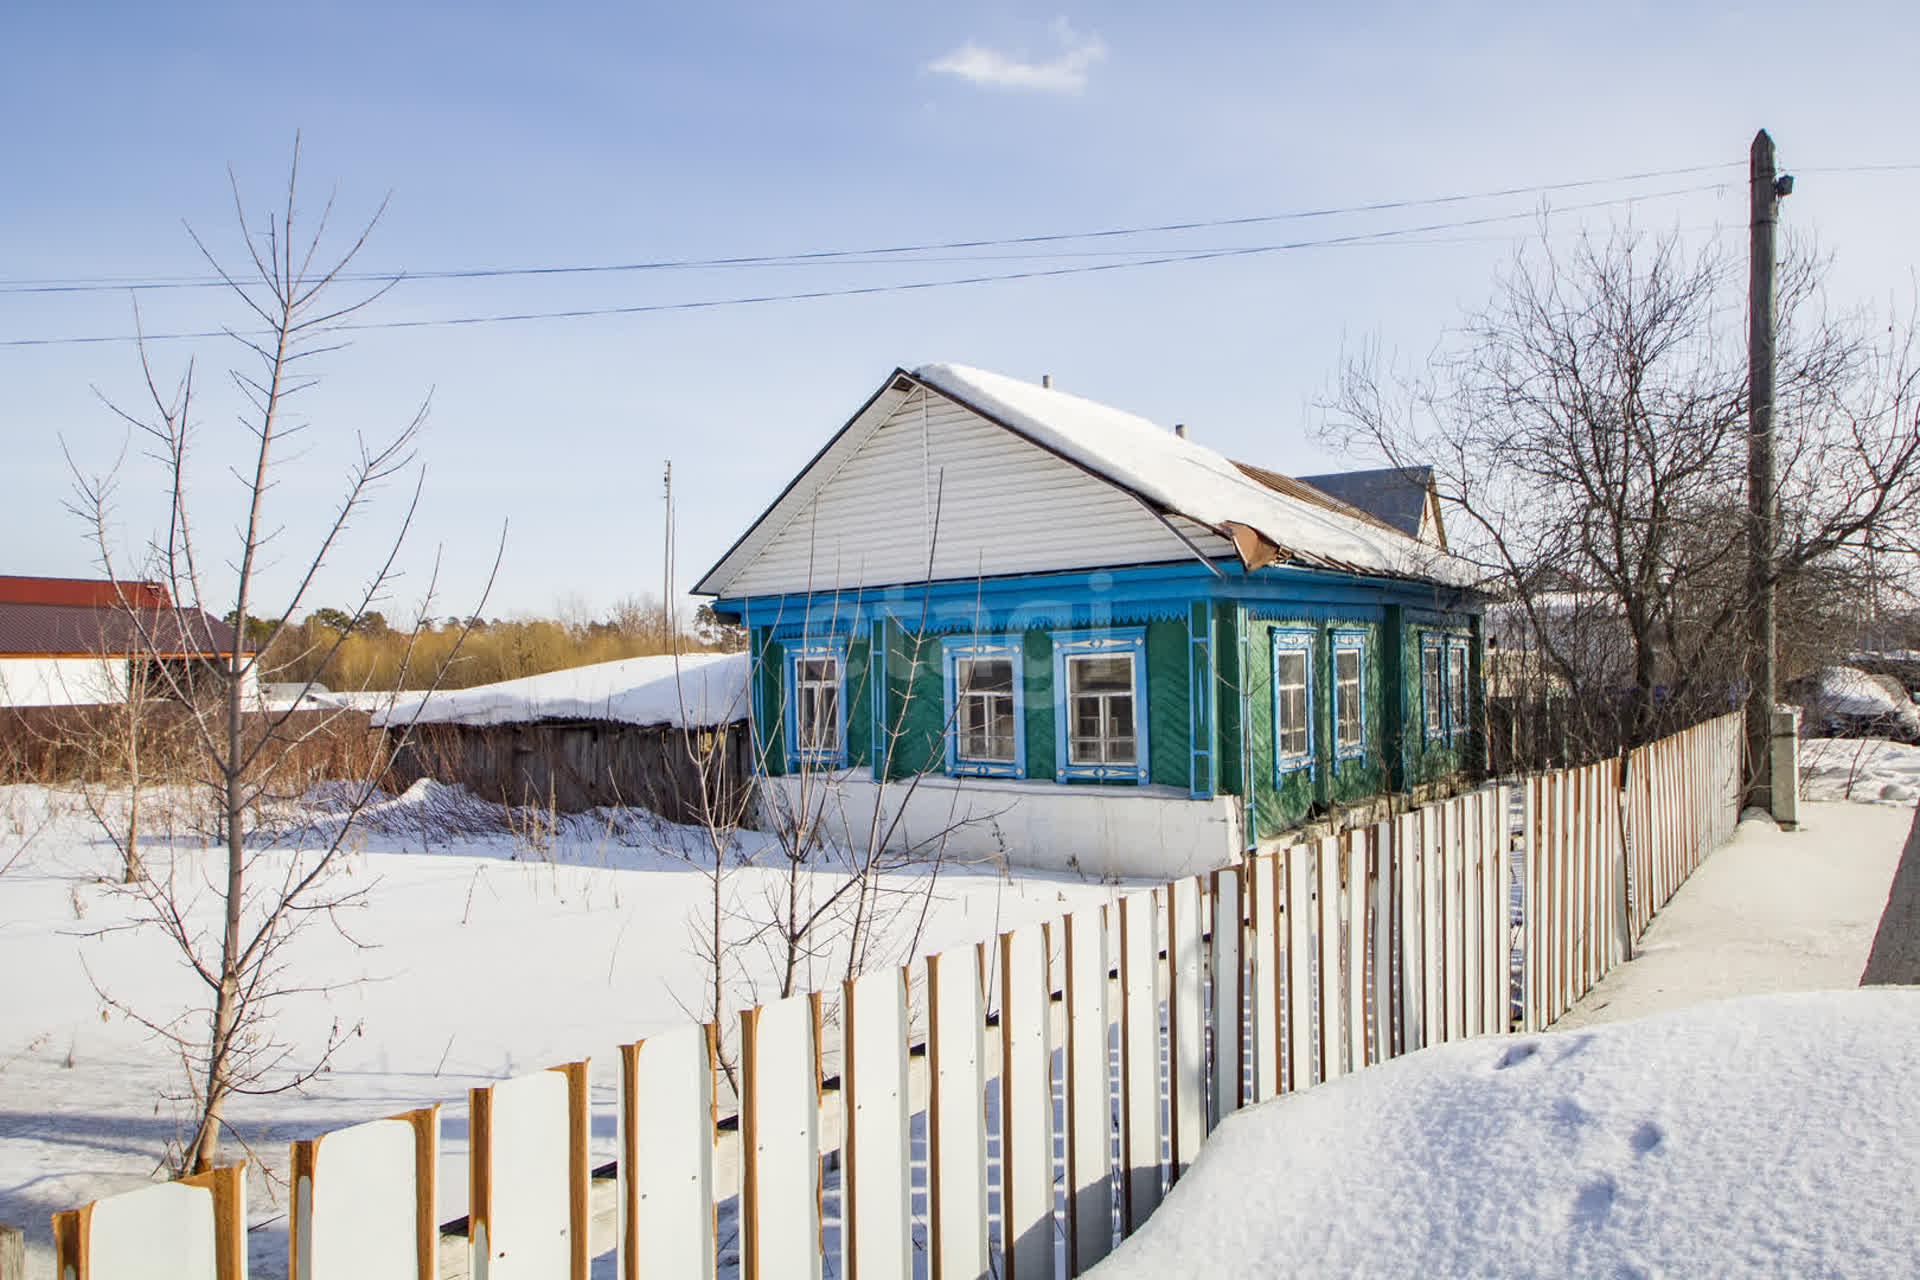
[0,781,1136,1278]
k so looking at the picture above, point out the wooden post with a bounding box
[0,1224,24,1280]
[1747,128,1790,809]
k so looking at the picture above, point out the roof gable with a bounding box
[697,365,1472,599]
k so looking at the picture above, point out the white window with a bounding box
[788,644,844,765]
[1052,630,1150,782]
[1270,630,1314,774]
[1331,633,1367,761]
[1421,637,1446,742]
[1068,654,1136,767]
[945,640,1024,776]
[1447,643,1469,737]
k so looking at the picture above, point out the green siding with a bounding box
[882,627,945,779]
[1022,628,1054,780]
[752,630,787,776]
[1145,619,1190,789]
[1213,603,1243,798]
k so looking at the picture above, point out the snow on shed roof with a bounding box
[912,364,1472,584]
[371,652,749,730]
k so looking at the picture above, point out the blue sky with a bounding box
[4,1,1917,621]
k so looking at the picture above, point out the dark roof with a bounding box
[1292,467,1435,540]
[0,601,239,658]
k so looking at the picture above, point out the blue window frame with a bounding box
[1052,628,1150,783]
[1420,634,1448,744]
[943,638,1026,778]
[1269,628,1315,780]
[1419,630,1474,743]
[1446,638,1471,740]
[784,637,848,769]
[1330,628,1368,767]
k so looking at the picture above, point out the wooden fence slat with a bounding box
[1462,794,1484,1038]
[54,1165,247,1280]
[1420,809,1446,1044]
[999,927,1054,1280]
[1287,844,1317,1087]
[1250,855,1282,1101]
[619,1026,714,1280]
[1397,813,1425,1052]
[1063,909,1113,1275]
[1492,785,1511,1035]
[1369,823,1394,1065]
[742,1000,820,1280]
[843,971,909,1280]
[1208,867,1244,1126]
[928,946,989,1280]
[1117,891,1161,1230]
[1167,877,1206,1177]
[1444,801,1467,1042]
[1344,834,1368,1070]
[470,1064,588,1280]
[292,1108,437,1280]
[1316,836,1344,1080]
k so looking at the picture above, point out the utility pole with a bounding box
[663,459,675,653]
[1747,130,1791,807]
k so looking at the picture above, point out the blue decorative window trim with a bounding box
[1446,637,1471,741]
[1330,628,1369,768]
[1051,628,1150,784]
[783,637,848,769]
[1420,633,1448,744]
[942,637,1026,778]
[1269,628,1316,781]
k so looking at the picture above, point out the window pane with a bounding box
[1448,647,1469,726]
[1071,655,1132,694]
[1423,646,1444,734]
[959,657,1014,696]
[1275,648,1308,760]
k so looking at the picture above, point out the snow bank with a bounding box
[1801,737,1920,806]
[370,652,748,730]
[1093,989,1920,1279]
[913,363,1477,586]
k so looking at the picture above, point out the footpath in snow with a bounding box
[1553,797,1913,1029]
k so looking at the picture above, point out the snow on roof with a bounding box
[912,363,1475,585]
[371,652,749,730]
[1093,988,1920,1278]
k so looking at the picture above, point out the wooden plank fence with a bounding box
[50,713,1746,1279]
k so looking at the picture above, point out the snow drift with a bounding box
[1092,989,1920,1278]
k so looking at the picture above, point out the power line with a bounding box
[0,182,1732,349]
[0,161,1740,296]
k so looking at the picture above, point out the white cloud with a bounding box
[928,18,1107,95]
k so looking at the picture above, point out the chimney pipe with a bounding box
[1042,374,1052,389]
[1174,423,1188,439]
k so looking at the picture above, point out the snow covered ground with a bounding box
[0,781,1135,1278]
[1800,735,1920,806]
[1091,784,1917,1277]
[1091,989,1920,1278]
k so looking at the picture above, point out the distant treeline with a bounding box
[233,598,745,692]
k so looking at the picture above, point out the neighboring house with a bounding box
[697,364,1486,878]
[371,652,752,823]
[1293,465,1448,551]
[0,575,246,707]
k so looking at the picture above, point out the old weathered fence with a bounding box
[51,714,1745,1280]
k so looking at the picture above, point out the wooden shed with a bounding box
[375,652,751,825]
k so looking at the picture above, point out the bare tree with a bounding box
[1328,222,1920,764]
[68,142,498,1174]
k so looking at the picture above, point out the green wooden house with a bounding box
[696,364,1485,878]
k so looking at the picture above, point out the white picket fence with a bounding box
[52,714,1745,1280]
